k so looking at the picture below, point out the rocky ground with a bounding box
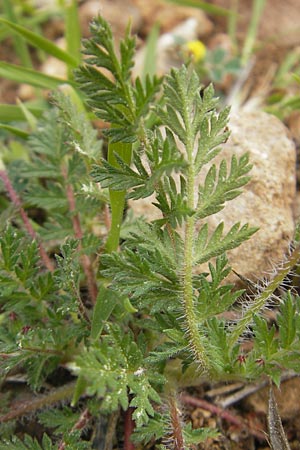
[1,0,300,448]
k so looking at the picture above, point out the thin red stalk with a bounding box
[169,394,185,450]
[180,394,266,441]
[124,407,135,450]
[0,170,54,272]
[58,408,92,450]
[62,168,98,303]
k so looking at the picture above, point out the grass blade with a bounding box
[142,23,160,84]
[164,0,234,16]
[0,124,29,139]
[65,0,81,79]
[2,0,32,68]
[0,104,44,122]
[0,18,78,68]
[241,0,266,66]
[0,61,76,90]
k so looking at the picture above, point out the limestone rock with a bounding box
[40,38,67,79]
[201,111,296,281]
[79,0,142,38]
[132,0,213,36]
[129,111,296,282]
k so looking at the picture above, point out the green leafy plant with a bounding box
[0,14,300,449]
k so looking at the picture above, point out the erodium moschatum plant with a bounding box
[1,15,300,450]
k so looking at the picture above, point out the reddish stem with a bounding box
[169,394,185,450]
[180,394,266,441]
[124,407,135,450]
[58,408,92,450]
[0,170,54,272]
[62,168,98,304]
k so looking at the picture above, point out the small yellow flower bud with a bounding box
[185,40,206,62]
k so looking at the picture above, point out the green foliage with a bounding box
[183,422,219,444]
[38,407,81,435]
[131,412,166,444]
[72,324,163,427]
[0,432,91,450]
[0,434,55,450]
[0,13,299,450]
[75,15,161,143]
[194,47,241,85]
[100,223,182,313]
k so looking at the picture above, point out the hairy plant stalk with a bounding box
[229,244,300,346]
[62,167,98,303]
[0,381,76,423]
[19,345,63,356]
[182,117,209,372]
[168,391,185,450]
[0,170,54,272]
[58,408,92,450]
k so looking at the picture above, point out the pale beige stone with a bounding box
[129,111,296,282]
[132,0,213,36]
[79,0,142,38]
[201,111,296,281]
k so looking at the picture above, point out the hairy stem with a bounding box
[58,408,92,450]
[0,170,54,272]
[19,345,63,356]
[229,244,300,347]
[181,106,209,372]
[168,390,185,450]
[62,167,98,304]
[0,381,75,423]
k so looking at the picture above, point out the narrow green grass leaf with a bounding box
[65,0,81,79]
[0,9,60,43]
[0,18,78,68]
[0,61,75,89]
[2,0,32,68]
[16,99,37,129]
[0,124,29,139]
[0,104,44,122]
[164,0,234,16]
[293,73,300,84]
[241,0,266,66]
[142,23,160,84]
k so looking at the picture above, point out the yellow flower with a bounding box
[185,40,206,62]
